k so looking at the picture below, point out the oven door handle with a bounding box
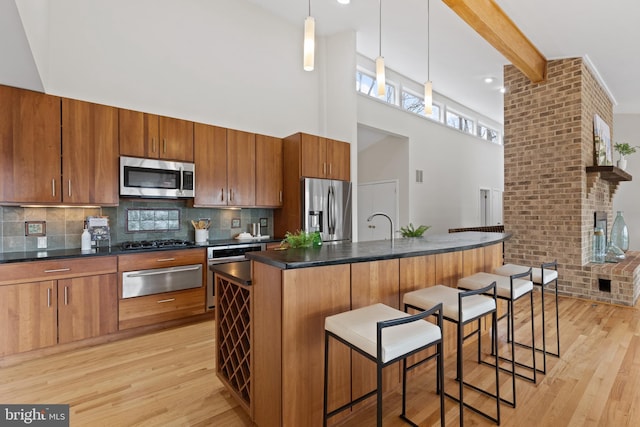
[208,255,248,264]
[126,265,201,278]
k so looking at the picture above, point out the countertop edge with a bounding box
[247,232,511,269]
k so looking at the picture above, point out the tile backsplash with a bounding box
[0,200,274,253]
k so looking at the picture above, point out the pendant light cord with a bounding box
[379,0,382,57]
[308,0,311,17]
[427,0,430,81]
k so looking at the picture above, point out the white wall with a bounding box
[357,95,504,234]
[18,0,325,139]
[613,113,640,250]
[358,134,410,228]
[10,0,504,240]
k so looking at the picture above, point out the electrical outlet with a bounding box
[37,236,47,248]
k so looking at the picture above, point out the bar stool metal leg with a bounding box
[323,303,445,427]
[494,260,560,374]
[404,282,500,426]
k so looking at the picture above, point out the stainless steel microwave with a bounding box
[120,156,195,198]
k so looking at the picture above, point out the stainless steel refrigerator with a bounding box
[302,178,352,243]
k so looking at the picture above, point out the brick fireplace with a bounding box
[503,57,638,306]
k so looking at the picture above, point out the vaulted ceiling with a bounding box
[246,0,640,123]
[3,0,639,125]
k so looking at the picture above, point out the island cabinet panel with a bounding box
[61,98,119,205]
[462,247,486,277]
[252,262,282,426]
[281,264,351,427]
[351,259,401,411]
[399,254,437,295]
[435,251,464,287]
[0,85,61,204]
[0,281,57,357]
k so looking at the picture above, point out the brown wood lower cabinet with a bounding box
[58,274,118,344]
[118,288,204,330]
[0,257,118,357]
[0,281,57,357]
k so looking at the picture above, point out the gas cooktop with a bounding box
[120,239,196,251]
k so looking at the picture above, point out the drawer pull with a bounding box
[157,298,176,304]
[156,258,176,262]
[127,265,201,277]
[47,288,52,307]
[44,268,71,273]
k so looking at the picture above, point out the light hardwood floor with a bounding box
[1,294,639,426]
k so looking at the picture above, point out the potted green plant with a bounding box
[399,223,431,238]
[281,230,318,248]
[614,142,638,170]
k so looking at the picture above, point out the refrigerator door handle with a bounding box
[328,185,335,234]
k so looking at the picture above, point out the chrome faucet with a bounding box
[367,212,395,243]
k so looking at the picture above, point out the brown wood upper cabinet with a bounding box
[227,129,256,206]
[62,98,119,205]
[193,124,258,207]
[0,85,61,204]
[299,133,350,181]
[255,134,283,207]
[119,109,194,162]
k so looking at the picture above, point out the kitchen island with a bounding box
[240,231,509,426]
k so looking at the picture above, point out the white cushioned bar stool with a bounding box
[458,269,535,408]
[494,261,559,374]
[403,283,500,426]
[323,303,445,427]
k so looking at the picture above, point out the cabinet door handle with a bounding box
[151,137,156,153]
[157,298,176,304]
[156,258,176,262]
[44,268,71,273]
[52,179,56,197]
[229,189,234,202]
[323,162,327,176]
[68,180,72,197]
[221,188,225,202]
[64,286,69,305]
[163,138,167,153]
[329,163,332,176]
[279,190,282,203]
[47,287,52,308]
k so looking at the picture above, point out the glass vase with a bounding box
[610,211,629,252]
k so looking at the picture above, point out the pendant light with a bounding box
[376,0,386,96]
[424,0,433,115]
[303,0,315,71]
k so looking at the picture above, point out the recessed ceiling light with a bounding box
[337,0,350,4]
[484,77,494,84]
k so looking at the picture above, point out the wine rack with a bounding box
[216,274,252,413]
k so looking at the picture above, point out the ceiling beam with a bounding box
[442,0,547,83]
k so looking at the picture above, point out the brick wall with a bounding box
[503,58,632,305]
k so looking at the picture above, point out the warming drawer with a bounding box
[121,264,202,298]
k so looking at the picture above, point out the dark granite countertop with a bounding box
[0,237,282,264]
[246,232,510,269]
[209,261,251,285]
